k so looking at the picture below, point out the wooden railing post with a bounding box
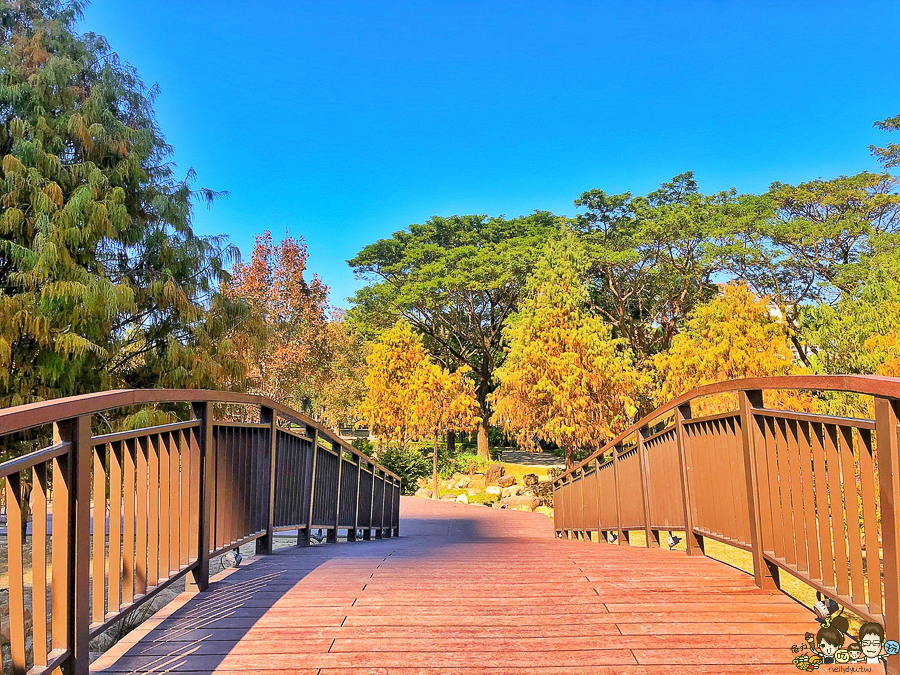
[595,457,603,541]
[875,397,900,675]
[738,390,779,590]
[674,403,703,555]
[256,406,277,555]
[349,454,362,541]
[300,428,319,546]
[637,426,658,548]
[53,416,91,675]
[612,443,626,545]
[329,445,342,543]
[375,471,384,539]
[364,462,374,540]
[190,402,213,591]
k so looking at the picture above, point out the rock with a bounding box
[442,479,456,490]
[501,485,524,499]
[456,476,471,489]
[523,473,539,486]
[456,494,469,504]
[500,495,542,511]
[512,505,533,512]
[469,475,486,490]
[441,494,457,501]
[497,475,516,488]
[535,506,555,519]
[485,463,506,486]
[451,472,465,482]
[414,487,432,499]
[485,485,502,496]
[467,488,480,496]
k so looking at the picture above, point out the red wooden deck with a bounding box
[93,497,813,673]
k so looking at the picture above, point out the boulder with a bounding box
[451,472,465,482]
[485,463,506,486]
[485,485,502,496]
[467,488,480,496]
[523,473,539,486]
[441,493,457,501]
[442,479,456,490]
[501,485,524,499]
[456,494,469,504]
[456,476,471,489]
[497,475,516,488]
[535,506,555,519]
[414,487,432,499]
[469,475,486,490]
[501,495,542,511]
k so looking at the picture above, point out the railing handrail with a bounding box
[555,374,900,484]
[0,388,400,481]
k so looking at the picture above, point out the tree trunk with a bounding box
[477,414,490,460]
[565,447,574,470]
[446,430,456,455]
[432,436,439,500]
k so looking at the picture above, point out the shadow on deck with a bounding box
[93,497,813,674]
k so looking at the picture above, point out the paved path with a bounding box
[94,498,812,673]
[499,449,564,467]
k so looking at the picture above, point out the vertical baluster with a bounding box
[33,463,48,666]
[874,397,900,675]
[108,442,122,612]
[763,417,785,561]
[180,429,190,567]
[91,445,107,623]
[158,432,170,579]
[839,427,865,603]
[810,422,835,590]
[168,432,180,572]
[755,415,776,557]
[856,428,881,615]
[776,418,797,564]
[215,426,225,550]
[189,426,200,563]
[674,404,700,554]
[786,419,808,572]
[797,422,821,582]
[302,429,319,545]
[6,472,26,675]
[122,439,136,606]
[147,435,159,588]
[350,454,362,542]
[612,443,625,544]
[824,424,850,597]
[135,437,148,597]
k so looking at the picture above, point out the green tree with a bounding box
[0,0,246,407]
[721,172,900,363]
[573,173,734,362]
[348,212,561,458]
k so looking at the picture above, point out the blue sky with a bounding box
[80,1,899,307]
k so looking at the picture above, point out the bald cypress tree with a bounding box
[0,0,248,407]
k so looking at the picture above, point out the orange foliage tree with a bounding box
[654,281,809,415]
[225,231,331,413]
[491,233,646,468]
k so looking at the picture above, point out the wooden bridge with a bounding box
[1,379,898,674]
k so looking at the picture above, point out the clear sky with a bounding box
[79,1,899,307]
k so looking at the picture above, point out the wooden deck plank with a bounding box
[93,497,816,674]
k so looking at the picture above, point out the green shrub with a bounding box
[376,445,431,494]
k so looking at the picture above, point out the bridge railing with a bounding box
[0,390,400,675]
[553,375,900,674]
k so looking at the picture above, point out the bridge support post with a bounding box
[739,390,779,590]
[257,406,277,555]
[54,416,92,675]
[349,455,362,541]
[875,397,900,675]
[674,403,704,556]
[328,446,342,544]
[190,402,213,591]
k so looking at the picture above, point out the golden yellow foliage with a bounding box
[491,233,646,467]
[654,282,811,416]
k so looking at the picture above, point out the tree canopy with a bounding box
[348,212,561,457]
[0,0,245,407]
